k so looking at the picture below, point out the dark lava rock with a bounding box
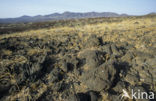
[79,50,105,69]
[0,30,155,101]
[61,62,74,72]
[0,77,11,94]
[101,44,112,55]
[108,94,121,101]
[41,56,55,74]
[61,55,79,70]
[37,90,54,101]
[81,60,117,91]
[124,73,140,85]
[69,91,100,101]
[8,85,18,94]
[88,91,100,101]
[121,51,134,62]
[86,34,102,47]
[43,68,64,84]
[110,44,121,56]
[113,81,129,93]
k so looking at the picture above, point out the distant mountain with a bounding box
[146,12,156,15]
[0,11,130,23]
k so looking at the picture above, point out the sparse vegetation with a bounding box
[0,15,156,101]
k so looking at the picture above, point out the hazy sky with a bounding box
[0,0,156,18]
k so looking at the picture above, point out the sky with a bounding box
[0,0,156,18]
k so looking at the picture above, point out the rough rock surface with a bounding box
[0,32,156,101]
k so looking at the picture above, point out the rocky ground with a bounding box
[0,16,156,101]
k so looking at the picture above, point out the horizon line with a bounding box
[0,11,155,19]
